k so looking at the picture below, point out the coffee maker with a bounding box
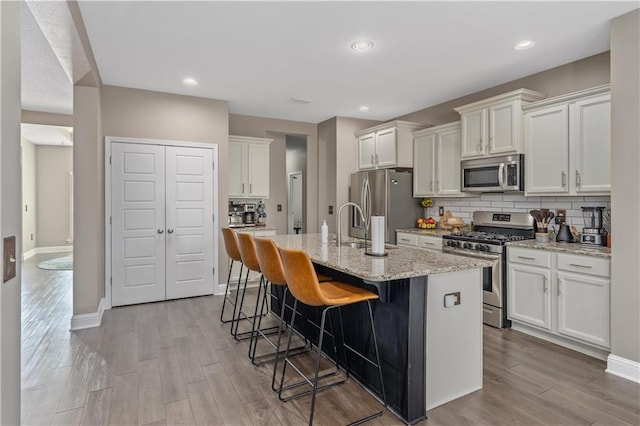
[579,207,607,246]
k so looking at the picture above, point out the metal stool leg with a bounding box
[220,260,240,323]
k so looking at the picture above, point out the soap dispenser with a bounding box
[321,220,329,243]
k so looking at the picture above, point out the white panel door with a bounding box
[489,100,518,155]
[228,142,246,197]
[557,272,610,348]
[525,104,570,194]
[165,146,214,299]
[375,128,397,168]
[413,134,435,196]
[460,109,486,159]
[111,143,166,306]
[248,143,270,198]
[570,94,611,194]
[358,133,376,170]
[436,126,462,195]
[507,264,552,330]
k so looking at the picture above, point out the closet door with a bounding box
[111,143,166,306]
[165,146,214,299]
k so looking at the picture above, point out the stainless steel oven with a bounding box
[461,154,524,192]
[442,211,535,328]
[443,244,504,327]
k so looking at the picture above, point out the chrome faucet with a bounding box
[336,202,367,247]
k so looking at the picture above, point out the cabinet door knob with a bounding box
[167,228,174,234]
[157,229,164,234]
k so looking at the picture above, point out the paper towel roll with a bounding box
[371,216,385,255]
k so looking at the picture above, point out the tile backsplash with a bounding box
[431,194,610,228]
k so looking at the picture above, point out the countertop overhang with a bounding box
[262,233,494,282]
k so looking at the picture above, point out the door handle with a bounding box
[543,276,548,293]
[479,138,484,152]
[167,228,174,234]
[561,171,567,188]
[250,183,252,194]
[557,278,562,296]
[242,183,245,193]
[375,153,379,165]
[430,180,434,192]
[489,137,493,151]
[157,229,164,234]
[575,170,581,188]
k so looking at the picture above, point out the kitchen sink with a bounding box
[342,241,367,249]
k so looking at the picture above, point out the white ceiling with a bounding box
[25,1,640,123]
[21,123,73,146]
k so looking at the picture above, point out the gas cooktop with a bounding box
[444,231,530,244]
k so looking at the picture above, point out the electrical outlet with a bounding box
[277,204,282,212]
[555,209,566,224]
[438,206,444,216]
[329,205,333,215]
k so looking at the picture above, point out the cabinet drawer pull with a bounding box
[375,153,379,164]
[557,278,562,296]
[430,180,434,192]
[517,256,536,260]
[543,276,548,293]
[569,263,592,269]
[400,238,411,243]
[250,183,252,193]
[242,183,245,193]
[561,171,567,188]
[422,242,436,246]
[575,170,581,187]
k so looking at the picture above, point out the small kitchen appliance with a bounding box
[580,206,607,246]
[243,203,257,225]
[555,224,574,242]
[461,154,524,193]
[442,211,536,328]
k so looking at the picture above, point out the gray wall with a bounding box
[1,1,22,423]
[229,114,319,232]
[395,52,611,126]
[101,85,229,299]
[21,138,37,253]
[610,9,640,365]
[36,146,73,247]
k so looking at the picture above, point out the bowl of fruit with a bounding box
[417,217,437,229]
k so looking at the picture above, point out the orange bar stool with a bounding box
[251,238,311,373]
[277,247,387,426]
[233,233,279,341]
[220,228,246,324]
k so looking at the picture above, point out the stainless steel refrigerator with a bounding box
[349,169,418,244]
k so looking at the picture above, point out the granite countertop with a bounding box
[396,228,452,237]
[266,233,494,282]
[506,240,611,258]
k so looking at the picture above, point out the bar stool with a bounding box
[219,228,246,324]
[232,233,278,341]
[277,247,387,425]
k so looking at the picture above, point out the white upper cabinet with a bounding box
[413,122,469,197]
[355,121,427,170]
[228,135,272,198]
[524,85,610,196]
[455,89,545,160]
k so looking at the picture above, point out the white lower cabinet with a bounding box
[507,247,610,355]
[507,264,552,331]
[557,271,610,348]
[396,232,442,252]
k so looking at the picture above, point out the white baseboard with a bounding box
[70,298,108,330]
[23,248,38,260]
[38,245,73,254]
[606,354,640,383]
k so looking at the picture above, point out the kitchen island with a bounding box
[264,233,494,424]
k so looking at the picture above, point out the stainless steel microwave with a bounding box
[461,154,524,192]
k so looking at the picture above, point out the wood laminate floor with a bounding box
[21,255,640,425]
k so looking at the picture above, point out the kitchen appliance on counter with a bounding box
[580,206,607,246]
[461,154,524,192]
[243,203,257,225]
[556,224,574,242]
[349,169,418,245]
[442,211,535,328]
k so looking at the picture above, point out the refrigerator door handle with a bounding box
[362,178,371,230]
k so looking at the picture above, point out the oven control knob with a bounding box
[463,242,472,249]
[456,241,463,248]
[477,244,489,252]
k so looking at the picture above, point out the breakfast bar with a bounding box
[265,233,494,424]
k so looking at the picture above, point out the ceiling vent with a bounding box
[289,96,315,104]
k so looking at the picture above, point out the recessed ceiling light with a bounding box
[359,105,370,112]
[351,40,374,52]
[182,77,198,86]
[513,40,535,51]
[289,96,315,104]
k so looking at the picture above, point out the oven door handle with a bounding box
[498,163,505,189]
